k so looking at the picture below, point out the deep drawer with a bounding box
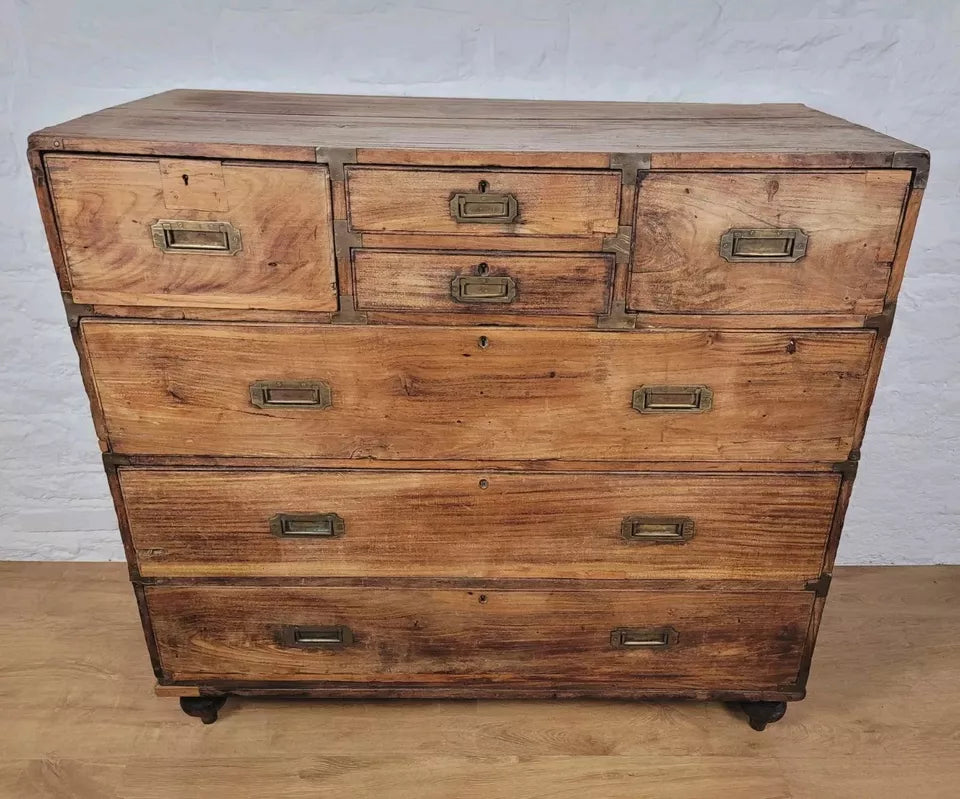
[81,322,875,461]
[46,155,338,311]
[353,250,614,316]
[121,468,839,580]
[147,584,814,688]
[345,166,621,237]
[628,170,910,315]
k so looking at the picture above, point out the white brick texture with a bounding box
[0,0,957,563]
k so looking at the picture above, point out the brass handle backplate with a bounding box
[151,219,242,255]
[450,184,519,224]
[279,625,354,649]
[270,512,345,538]
[250,380,332,409]
[451,275,517,303]
[621,516,694,543]
[719,228,808,262]
[632,385,713,414]
[610,627,678,649]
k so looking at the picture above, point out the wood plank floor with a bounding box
[0,563,957,798]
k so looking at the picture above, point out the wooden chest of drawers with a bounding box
[29,91,927,730]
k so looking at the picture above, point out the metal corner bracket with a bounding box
[62,293,94,328]
[316,147,358,181]
[601,225,633,265]
[892,150,930,189]
[804,573,832,598]
[830,459,859,480]
[864,302,896,339]
[610,153,652,187]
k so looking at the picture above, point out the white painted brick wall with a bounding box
[1,0,957,563]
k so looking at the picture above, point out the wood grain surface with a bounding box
[46,155,338,311]
[345,166,620,236]
[80,321,875,461]
[119,468,839,580]
[2,563,957,798]
[145,583,812,686]
[628,170,910,314]
[352,250,614,316]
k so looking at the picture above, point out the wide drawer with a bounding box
[46,155,338,311]
[121,468,839,580]
[146,585,814,688]
[628,170,910,315]
[345,166,621,237]
[353,250,614,316]
[82,322,875,461]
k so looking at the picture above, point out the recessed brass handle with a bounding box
[270,513,345,538]
[250,380,332,409]
[610,627,678,649]
[450,185,519,223]
[632,385,713,413]
[621,516,694,543]
[450,275,517,303]
[150,219,242,255]
[719,228,808,262]
[279,625,354,649]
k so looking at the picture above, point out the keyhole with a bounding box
[477,335,489,349]
[477,262,489,276]
[181,174,189,186]
[478,179,489,193]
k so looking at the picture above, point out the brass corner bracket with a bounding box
[610,153,651,187]
[864,302,896,339]
[892,150,930,189]
[316,147,358,181]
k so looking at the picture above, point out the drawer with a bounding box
[628,170,910,315]
[46,155,338,311]
[345,166,621,237]
[82,322,875,461]
[146,584,814,688]
[121,469,839,580]
[353,250,614,316]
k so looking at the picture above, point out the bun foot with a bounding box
[179,695,227,724]
[738,700,787,731]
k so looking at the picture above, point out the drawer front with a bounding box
[46,155,338,311]
[628,170,910,315]
[122,469,839,580]
[345,166,621,237]
[353,250,614,316]
[147,585,813,688]
[82,322,874,461]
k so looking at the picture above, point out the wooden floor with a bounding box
[0,564,957,798]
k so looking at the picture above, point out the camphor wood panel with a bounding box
[120,468,839,580]
[81,322,875,462]
[353,250,614,316]
[628,171,910,315]
[146,584,813,687]
[345,166,620,237]
[46,155,338,311]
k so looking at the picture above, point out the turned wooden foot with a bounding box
[179,695,227,724]
[739,700,787,731]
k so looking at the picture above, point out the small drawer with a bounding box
[146,584,813,688]
[345,166,621,238]
[122,468,838,581]
[628,170,911,315]
[353,250,614,316]
[45,155,338,311]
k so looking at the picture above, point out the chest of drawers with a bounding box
[29,91,927,730]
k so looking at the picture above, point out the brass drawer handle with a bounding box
[632,385,713,413]
[719,228,808,262]
[450,182,519,224]
[150,219,242,255]
[270,512,344,538]
[250,380,332,409]
[611,627,679,649]
[451,275,517,303]
[622,516,694,543]
[279,625,354,649]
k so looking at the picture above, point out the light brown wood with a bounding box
[359,232,607,252]
[346,166,621,237]
[81,322,875,461]
[29,90,926,169]
[46,155,338,311]
[119,468,838,580]
[146,583,812,686]
[353,250,613,316]
[628,170,910,315]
